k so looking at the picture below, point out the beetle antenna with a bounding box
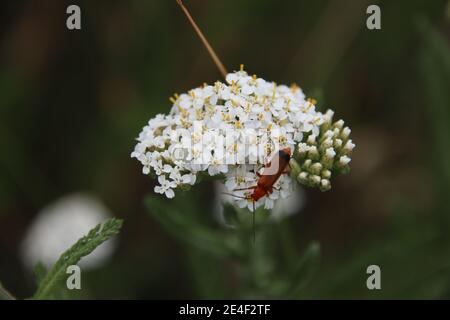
[233,186,257,191]
[221,191,255,243]
[176,0,228,78]
[252,201,256,244]
[222,192,248,200]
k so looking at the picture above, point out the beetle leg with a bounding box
[222,192,248,200]
[233,186,257,191]
[255,164,266,177]
[269,185,281,192]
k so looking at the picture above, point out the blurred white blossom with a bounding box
[270,187,306,221]
[21,193,117,271]
[214,181,305,225]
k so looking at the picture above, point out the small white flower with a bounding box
[169,168,197,186]
[154,175,177,198]
[208,154,229,176]
[182,173,197,185]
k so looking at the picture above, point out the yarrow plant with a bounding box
[132,0,355,213]
[131,66,355,210]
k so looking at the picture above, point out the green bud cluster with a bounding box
[290,110,355,191]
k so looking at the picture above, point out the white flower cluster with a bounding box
[131,67,353,209]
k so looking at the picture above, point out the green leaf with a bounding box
[418,19,450,187]
[286,242,321,297]
[32,218,123,300]
[33,262,47,287]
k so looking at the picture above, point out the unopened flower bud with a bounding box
[323,109,334,123]
[339,155,351,166]
[322,138,333,149]
[320,179,331,191]
[321,169,331,179]
[324,130,334,139]
[303,159,312,169]
[289,158,302,178]
[343,139,355,153]
[309,174,321,186]
[341,127,351,140]
[307,134,317,145]
[325,147,336,159]
[308,146,319,160]
[334,139,343,149]
[298,171,308,183]
[311,162,323,175]
[297,143,310,156]
[334,119,344,130]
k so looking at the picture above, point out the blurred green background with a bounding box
[1,0,450,299]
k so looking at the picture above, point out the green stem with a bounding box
[278,221,297,266]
